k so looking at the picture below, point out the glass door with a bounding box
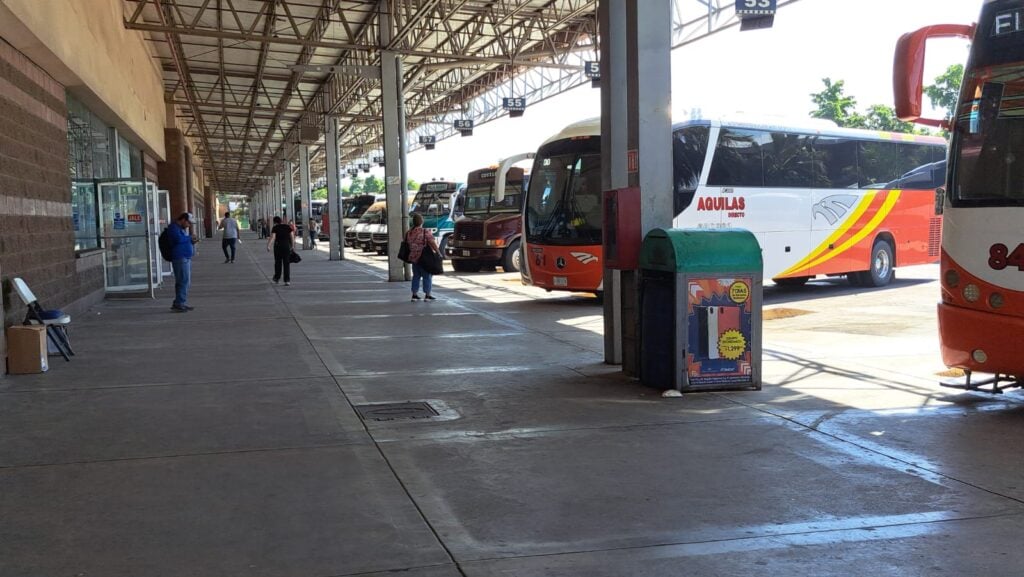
[98,180,151,293]
[157,189,172,278]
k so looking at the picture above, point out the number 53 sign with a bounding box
[736,0,776,15]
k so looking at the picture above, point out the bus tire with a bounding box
[502,240,522,273]
[774,276,810,287]
[864,239,895,287]
[452,259,482,273]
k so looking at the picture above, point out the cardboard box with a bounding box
[6,326,48,374]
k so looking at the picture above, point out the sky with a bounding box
[347,0,982,186]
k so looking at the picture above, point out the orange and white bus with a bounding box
[522,117,946,294]
[895,1,1023,388]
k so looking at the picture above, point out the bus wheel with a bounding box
[774,276,810,287]
[864,239,895,287]
[502,240,522,273]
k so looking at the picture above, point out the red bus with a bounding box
[895,1,1023,389]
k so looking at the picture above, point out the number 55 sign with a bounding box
[736,0,776,15]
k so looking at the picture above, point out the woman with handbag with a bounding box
[266,216,295,286]
[405,213,440,301]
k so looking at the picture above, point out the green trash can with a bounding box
[639,228,763,392]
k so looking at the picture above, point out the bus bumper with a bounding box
[938,303,1024,376]
[447,247,503,261]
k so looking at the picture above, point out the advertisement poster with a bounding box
[686,276,754,387]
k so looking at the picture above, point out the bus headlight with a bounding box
[972,349,988,364]
[989,292,1005,309]
[963,284,981,303]
[944,269,960,288]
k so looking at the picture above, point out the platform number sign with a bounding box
[373,155,385,166]
[735,0,776,15]
[347,168,360,176]
[503,97,527,117]
[585,61,600,88]
[454,119,474,137]
[419,135,437,150]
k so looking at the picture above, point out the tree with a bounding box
[311,187,327,200]
[810,78,863,128]
[924,64,964,124]
[862,104,919,134]
[348,176,365,194]
[406,178,419,192]
[363,175,383,193]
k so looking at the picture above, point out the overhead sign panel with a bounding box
[736,0,776,29]
[419,135,437,150]
[454,119,474,137]
[503,97,527,118]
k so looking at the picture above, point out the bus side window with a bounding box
[764,132,815,188]
[858,141,899,188]
[813,137,858,189]
[707,128,764,187]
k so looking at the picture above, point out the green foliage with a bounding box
[348,176,365,194]
[810,78,862,127]
[406,178,419,191]
[810,78,930,135]
[363,175,383,193]
[312,187,327,200]
[924,64,964,123]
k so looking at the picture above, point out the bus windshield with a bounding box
[344,198,373,219]
[525,136,601,245]
[463,181,522,216]
[411,187,455,216]
[950,1,1024,207]
[357,206,383,225]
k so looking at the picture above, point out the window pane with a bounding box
[707,128,765,187]
[72,181,100,251]
[672,125,709,212]
[813,136,859,188]
[858,141,899,188]
[895,143,933,177]
[764,132,815,187]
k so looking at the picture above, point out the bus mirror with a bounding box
[893,24,973,127]
[934,187,945,216]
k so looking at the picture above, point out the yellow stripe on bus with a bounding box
[777,192,877,277]
[803,190,902,270]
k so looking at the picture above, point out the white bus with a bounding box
[522,117,946,293]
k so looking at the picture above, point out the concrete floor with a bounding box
[2,233,1023,577]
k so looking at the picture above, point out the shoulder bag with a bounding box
[417,228,444,275]
[289,250,302,263]
[397,232,411,262]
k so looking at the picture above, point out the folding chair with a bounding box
[12,278,73,362]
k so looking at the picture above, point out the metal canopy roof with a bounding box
[122,0,797,196]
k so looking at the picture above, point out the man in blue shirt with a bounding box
[170,212,196,312]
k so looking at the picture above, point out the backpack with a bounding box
[158,227,174,262]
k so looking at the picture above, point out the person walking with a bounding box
[267,216,295,286]
[256,217,265,239]
[309,219,319,248]
[169,212,196,312]
[218,210,240,263]
[406,213,439,301]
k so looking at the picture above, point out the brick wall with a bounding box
[0,38,103,328]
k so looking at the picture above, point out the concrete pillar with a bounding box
[285,161,295,225]
[600,0,629,366]
[204,184,214,238]
[622,0,674,376]
[184,146,197,219]
[299,145,312,249]
[380,7,407,281]
[158,128,187,218]
[325,115,343,260]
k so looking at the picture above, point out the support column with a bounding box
[299,145,312,250]
[204,184,214,238]
[600,0,629,366]
[285,160,295,225]
[325,115,343,260]
[184,146,195,217]
[380,6,407,282]
[158,128,187,217]
[621,0,674,376]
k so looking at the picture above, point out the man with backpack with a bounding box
[163,212,196,312]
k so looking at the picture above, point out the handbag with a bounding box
[289,250,302,263]
[397,239,411,262]
[418,244,444,275]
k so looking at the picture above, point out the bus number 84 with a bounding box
[989,243,1024,271]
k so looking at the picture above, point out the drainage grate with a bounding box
[355,402,440,422]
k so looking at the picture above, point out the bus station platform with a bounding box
[2,232,1023,576]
